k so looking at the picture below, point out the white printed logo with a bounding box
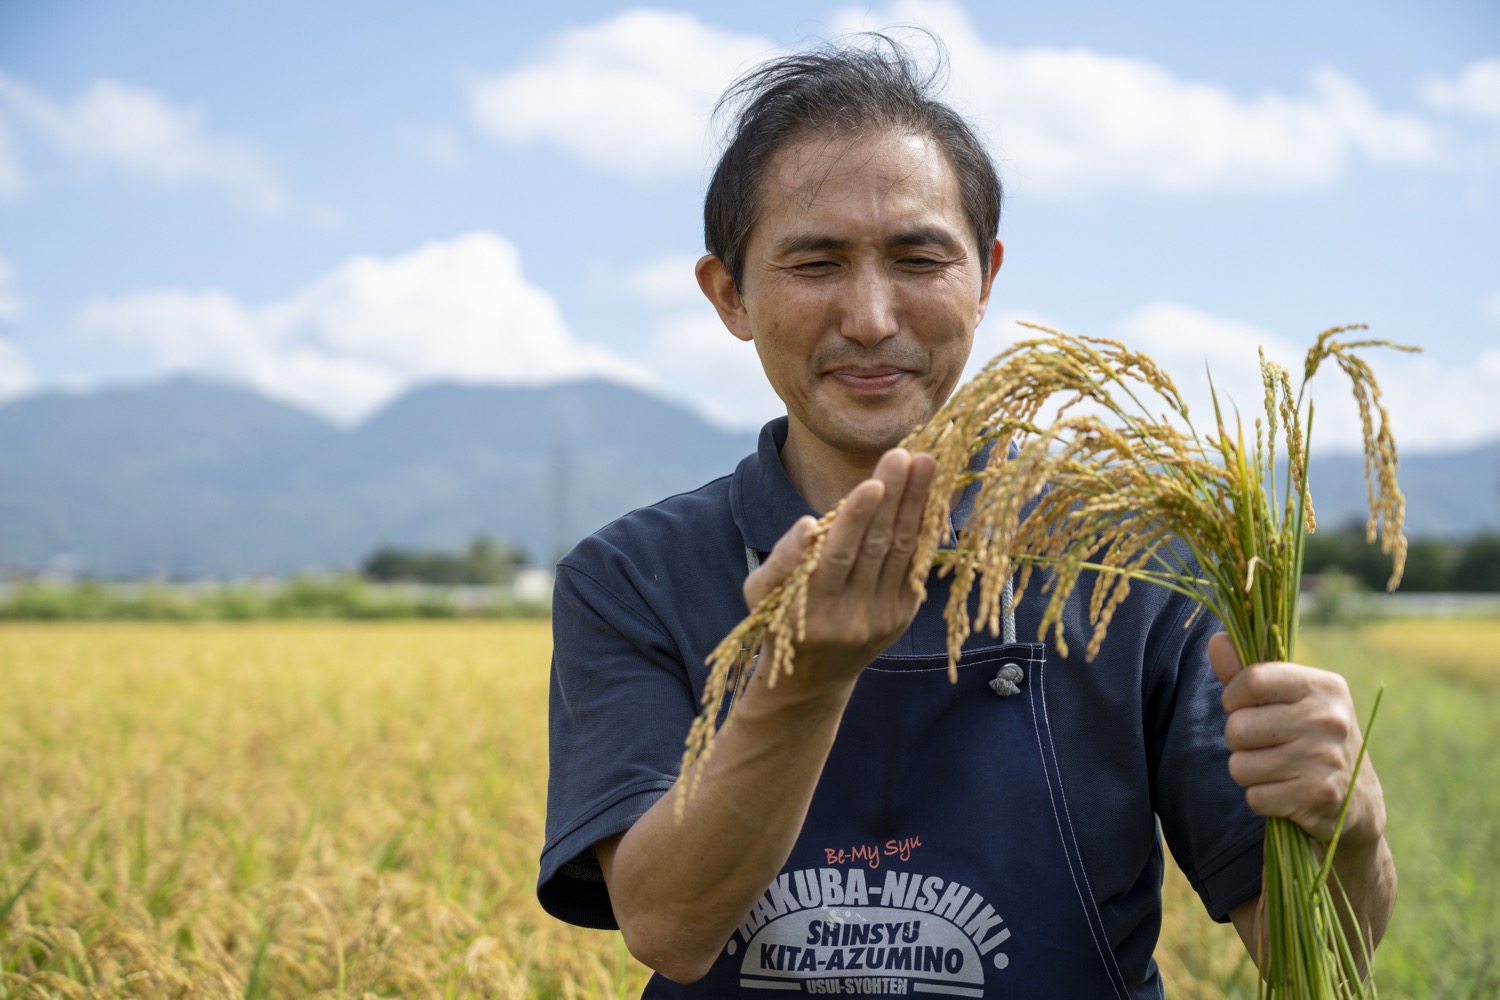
[729,867,1012,996]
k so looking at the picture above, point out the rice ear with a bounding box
[676,325,1416,996]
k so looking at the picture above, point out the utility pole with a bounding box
[551,441,571,566]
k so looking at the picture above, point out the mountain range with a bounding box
[0,378,1495,577]
[0,378,756,577]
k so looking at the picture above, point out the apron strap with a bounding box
[1001,574,1016,644]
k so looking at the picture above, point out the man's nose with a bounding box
[839,268,901,347]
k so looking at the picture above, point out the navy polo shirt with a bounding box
[540,417,1264,988]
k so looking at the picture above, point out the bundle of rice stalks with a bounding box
[680,323,1415,998]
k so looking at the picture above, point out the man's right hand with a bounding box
[745,447,937,693]
[597,446,937,984]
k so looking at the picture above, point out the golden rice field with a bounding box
[1,619,1497,998]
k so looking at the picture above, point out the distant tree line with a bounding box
[0,535,546,621]
[1304,522,1500,592]
[0,576,547,621]
[360,535,527,586]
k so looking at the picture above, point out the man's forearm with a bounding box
[1328,829,1397,973]
[1231,811,1396,977]
[1320,743,1397,972]
[599,667,857,983]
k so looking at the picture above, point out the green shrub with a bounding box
[1302,569,1369,627]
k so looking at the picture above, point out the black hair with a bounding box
[704,32,1002,290]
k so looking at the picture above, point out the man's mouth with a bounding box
[826,367,909,391]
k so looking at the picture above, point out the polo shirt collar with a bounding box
[730,418,817,554]
[729,417,992,555]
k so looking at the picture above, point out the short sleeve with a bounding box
[538,559,701,929]
[1148,602,1266,922]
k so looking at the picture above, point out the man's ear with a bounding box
[974,238,1004,325]
[696,254,754,343]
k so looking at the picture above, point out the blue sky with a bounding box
[1,0,1497,453]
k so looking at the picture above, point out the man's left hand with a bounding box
[1206,632,1386,847]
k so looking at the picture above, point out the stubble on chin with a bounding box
[815,401,927,460]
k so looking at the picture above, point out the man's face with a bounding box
[708,129,1001,467]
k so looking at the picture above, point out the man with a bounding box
[539,37,1395,998]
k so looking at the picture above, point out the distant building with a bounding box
[513,567,555,602]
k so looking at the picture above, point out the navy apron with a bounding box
[643,567,1130,998]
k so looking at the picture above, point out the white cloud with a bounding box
[473,3,1444,193]
[1423,58,1500,124]
[0,123,24,198]
[397,124,466,169]
[625,253,707,308]
[834,1,1438,195]
[0,336,32,400]
[1114,301,1308,427]
[0,256,22,324]
[0,72,294,214]
[620,253,781,428]
[1374,347,1500,452]
[465,9,773,177]
[1109,302,1500,453]
[78,231,659,424]
[963,300,1500,454]
[615,257,1500,448]
[965,307,1060,385]
[645,306,782,429]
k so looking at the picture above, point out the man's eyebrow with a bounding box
[773,233,851,255]
[887,225,965,251]
[772,226,965,255]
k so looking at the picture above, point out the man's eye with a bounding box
[794,260,837,272]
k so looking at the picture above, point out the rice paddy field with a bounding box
[1,618,1495,998]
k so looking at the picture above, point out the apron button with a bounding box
[990,661,1025,696]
